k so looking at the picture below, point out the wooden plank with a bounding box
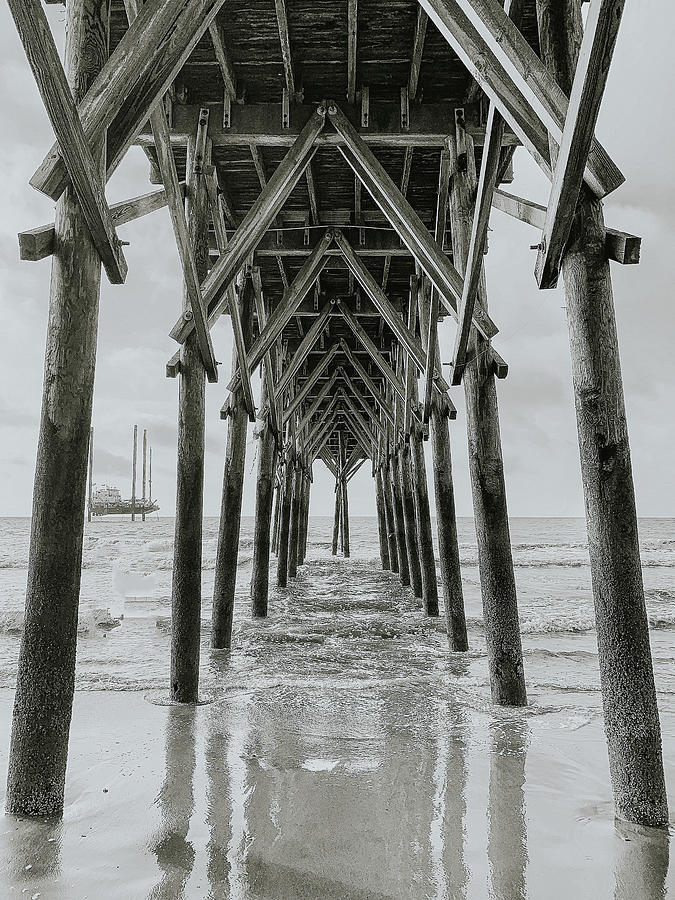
[251,267,281,438]
[32,0,227,200]
[423,151,450,420]
[330,107,497,340]
[535,0,625,289]
[150,95,218,381]
[382,146,414,291]
[452,0,624,198]
[19,184,184,262]
[274,0,296,100]
[347,0,358,105]
[8,0,127,284]
[451,102,504,384]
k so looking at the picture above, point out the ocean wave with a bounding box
[0,607,121,635]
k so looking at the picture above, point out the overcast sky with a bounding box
[1,2,673,520]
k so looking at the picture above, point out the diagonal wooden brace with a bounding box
[8,0,127,284]
[329,105,498,340]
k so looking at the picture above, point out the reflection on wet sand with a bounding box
[488,717,528,900]
[613,819,670,900]
[148,706,197,900]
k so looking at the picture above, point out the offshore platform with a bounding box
[87,425,159,521]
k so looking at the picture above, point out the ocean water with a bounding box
[0,516,674,706]
[0,516,674,898]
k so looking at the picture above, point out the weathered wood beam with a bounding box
[535,0,625,289]
[171,110,326,345]
[208,20,237,102]
[382,146,414,290]
[333,230,450,393]
[347,0,358,105]
[338,340,396,426]
[296,371,342,436]
[151,103,218,381]
[336,299,405,401]
[283,342,342,423]
[451,102,504,384]
[135,100,509,148]
[19,184,184,262]
[274,302,334,398]
[409,8,429,100]
[8,0,127,284]
[451,0,623,198]
[305,162,320,225]
[33,0,227,200]
[330,106,497,339]
[274,0,296,100]
[226,230,333,393]
[491,189,640,265]
[251,267,281,438]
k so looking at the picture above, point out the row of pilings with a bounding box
[4,0,669,831]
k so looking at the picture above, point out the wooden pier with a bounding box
[5,0,668,828]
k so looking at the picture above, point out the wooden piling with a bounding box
[429,395,467,649]
[331,477,340,556]
[6,0,109,817]
[250,403,278,617]
[382,460,399,573]
[449,131,526,705]
[537,0,668,826]
[375,467,391,570]
[409,425,440,617]
[288,463,302,578]
[398,445,423,598]
[272,480,281,556]
[212,276,254,649]
[389,455,410,586]
[276,444,294,587]
[170,136,210,701]
[339,434,351,558]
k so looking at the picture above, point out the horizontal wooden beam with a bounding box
[135,101,516,149]
[491,189,640,265]
[19,184,184,262]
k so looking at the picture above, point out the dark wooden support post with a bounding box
[537,0,668,826]
[449,130,526,705]
[276,441,294,587]
[272,479,281,556]
[410,425,440,617]
[250,403,278,618]
[389,453,410,586]
[299,470,311,563]
[339,433,350,558]
[170,136,211,699]
[212,277,254,649]
[382,459,399,573]
[375,467,391,570]
[6,0,109,817]
[429,395,467,649]
[399,445,423,598]
[288,462,302,578]
[142,427,148,521]
[331,473,340,555]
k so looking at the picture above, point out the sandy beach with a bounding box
[1,516,674,898]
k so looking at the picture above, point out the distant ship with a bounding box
[89,484,159,518]
[87,425,159,521]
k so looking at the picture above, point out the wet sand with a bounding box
[0,687,672,899]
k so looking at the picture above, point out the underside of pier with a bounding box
[6,0,668,829]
